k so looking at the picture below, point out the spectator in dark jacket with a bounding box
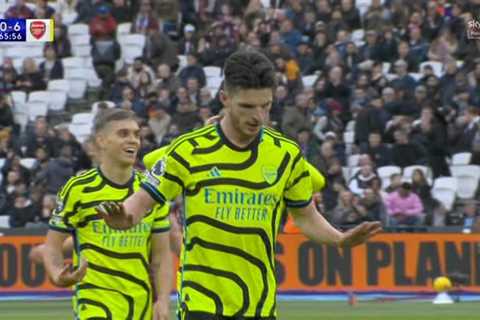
[144,29,179,69]
[51,25,71,58]
[360,131,392,167]
[0,95,15,130]
[354,96,389,145]
[8,192,37,228]
[36,145,75,194]
[391,129,426,168]
[178,53,206,87]
[16,58,46,93]
[39,45,64,82]
[111,0,131,23]
[33,0,55,19]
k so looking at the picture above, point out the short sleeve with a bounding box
[141,149,187,205]
[283,152,313,208]
[48,182,80,233]
[151,203,171,233]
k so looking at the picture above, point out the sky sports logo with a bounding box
[467,20,480,40]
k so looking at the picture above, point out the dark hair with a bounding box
[93,109,137,134]
[223,49,276,93]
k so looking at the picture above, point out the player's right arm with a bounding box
[44,180,87,287]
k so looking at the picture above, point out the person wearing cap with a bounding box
[385,182,424,226]
[89,4,117,40]
[391,59,417,93]
[178,24,198,55]
[178,52,207,87]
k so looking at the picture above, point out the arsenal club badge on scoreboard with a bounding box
[26,19,54,42]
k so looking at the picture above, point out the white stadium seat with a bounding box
[204,66,222,78]
[347,154,361,167]
[431,177,458,211]
[65,67,90,80]
[72,112,95,125]
[62,57,85,69]
[118,33,146,47]
[25,101,48,120]
[117,22,132,35]
[450,165,480,199]
[302,75,317,88]
[122,45,144,64]
[20,158,37,170]
[68,23,89,37]
[0,215,9,228]
[28,91,50,104]
[47,91,68,111]
[68,123,92,143]
[72,45,92,58]
[66,79,88,99]
[451,152,472,165]
[48,79,70,92]
[10,91,27,111]
[70,34,91,46]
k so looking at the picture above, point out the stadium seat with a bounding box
[13,111,29,131]
[450,165,480,199]
[65,67,90,80]
[377,166,402,189]
[68,23,89,37]
[28,91,50,104]
[420,61,443,78]
[5,46,43,59]
[62,11,78,25]
[91,101,116,114]
[431,177,458,211]
[72,113,95,125]
[47,91,68,111]
[302,75,317,87]
[382,62,391,75]
[356,0,372,16]
[345,120,355,132]
[204,66,222,78]
[25,101,48,120]
[206,76,223,95]
[451,152,472,165]
[0,215,9,228]
[119,34,146,47]
[260,0,271,8]
[385,73,399,81]
[351,29,365,43]
[0,158,5,169]
[347,154,361,167]
[66,79,88,99]
[117,22,132,35]
[87,69,102,88]
[19,158,37,170]
[122,44,144,64]
[343,131,355,144]
[178,55,188,70]
[70,34,91,46]
[68,123,92,143]
[72,45,92,58]
[48,79,70,92]
[10,91,27,111]
[62,57,85,69]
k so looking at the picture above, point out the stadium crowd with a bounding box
[0,0,479,230]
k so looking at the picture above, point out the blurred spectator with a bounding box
[5,0,34,19]
[391,129,426,168]
[153,0,179,34]
[16,58,46,93]
[144,28,179,69]
[148,101,171,145]
[127,58,155,90]
[354,96,388,145]
[89,5,118,40]
[118,86,146,118]
[340,0,361,30]
[200,35,237,69]
[91,36,121,98]
[461,201,479,232]
[452,107,479,153]
[155,64,180,93]
[38,194,56,225]
[39,45,64,82]
[178,24,198,55]
[385,173,402,193]
[23,116,54,157]
[282,93,312,139]
[385,182,424,226]
[34,0,55,19]
[0,95,15,130]
[178,53,206,87]
[36,145,75,194]
[297,128,319,164]
[391,60,417,94]
[111,0,131,23]
[132,0,159,34]
[173,92,202,134]
[51,25,72,58]
[331,190,365,226]
[348,164,378,197]
[360,131,392,167]
[8,192,36,228]
[358,187,386,223]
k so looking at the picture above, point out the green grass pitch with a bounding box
[0,300,479,319]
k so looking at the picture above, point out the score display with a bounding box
[0,19,54,42]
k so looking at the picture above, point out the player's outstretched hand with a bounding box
[153,300,170,320]
[96,201,133,230]
[338,221,382,248]
[54,258,88,287]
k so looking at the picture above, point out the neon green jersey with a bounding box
[49,168,170,320]
[141,124,313,318]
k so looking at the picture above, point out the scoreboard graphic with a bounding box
[0,19,54,42]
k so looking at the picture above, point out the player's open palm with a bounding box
[153,300,170,320]
[54,258,88,287]
[96,201,133,230]
[338,221,382,248]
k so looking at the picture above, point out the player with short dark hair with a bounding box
[98,49,381,320]
[43,109,172,320]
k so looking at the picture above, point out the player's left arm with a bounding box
[151,231,173,320]
[286,152,381,247]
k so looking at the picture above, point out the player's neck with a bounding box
[99,162,133,186]
[220,116,258,148]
